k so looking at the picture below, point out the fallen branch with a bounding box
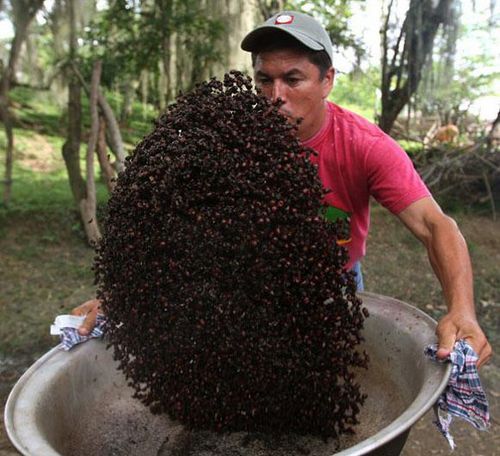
[416,136,500,216]
[482,171,496,221]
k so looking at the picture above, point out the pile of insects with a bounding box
[95,71,369,438]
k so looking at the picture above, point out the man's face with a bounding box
[253,49,334,141]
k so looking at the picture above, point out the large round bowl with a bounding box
[5,293,450,456]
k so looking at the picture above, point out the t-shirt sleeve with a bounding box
[363,134,431,214]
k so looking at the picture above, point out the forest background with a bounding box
[0,0,499,454]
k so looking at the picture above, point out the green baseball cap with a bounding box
[241,11,333,64]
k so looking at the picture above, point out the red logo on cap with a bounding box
[275,14,294,25]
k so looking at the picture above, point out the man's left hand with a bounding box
[435,310,492,368]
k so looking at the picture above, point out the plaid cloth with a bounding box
[56,314,106,351]
[425,339,490,450]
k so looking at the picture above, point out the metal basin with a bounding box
[5,293,450,455]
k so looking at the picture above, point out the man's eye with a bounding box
[258,78,272,85]
[286,78,300,85]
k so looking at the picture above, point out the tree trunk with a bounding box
[175,30,186,95]
[49,0,66,58]
[158,60,166,111]
[120,79,135,124]
[487,109,500,149]
[153,0,173,107]
[62,0,86,206]
[96,115,116,192]
[62,78,86,203]
[47,0,67,97]
[80,60,102,245]
[0,0,44,205]
[161,0,173,106]
[24,32,44,87]
[140,69,149,117]
[0,100,14,205]
[379,0,453,134]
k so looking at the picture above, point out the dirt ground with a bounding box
[1,205,498,455]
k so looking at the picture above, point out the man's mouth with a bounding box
[279,108,294,119]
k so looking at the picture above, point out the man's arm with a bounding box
[397,196,492,367]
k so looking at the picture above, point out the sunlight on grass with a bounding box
[398,139,425,156]
[1,165,109,213]
[0,131,109,214]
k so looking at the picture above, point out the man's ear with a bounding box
[322,67,335,99]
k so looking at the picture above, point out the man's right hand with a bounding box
[71,298,103,336]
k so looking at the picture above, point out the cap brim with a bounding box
[241,25,324,53]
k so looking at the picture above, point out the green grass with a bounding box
[9,86,66,137]
[0,210,96,355]
[8,84,157,148]
[398,139,425,156]
[0,163,109,215]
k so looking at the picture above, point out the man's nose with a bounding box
[271,81,286,103]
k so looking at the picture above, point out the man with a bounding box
[74,11,491,368]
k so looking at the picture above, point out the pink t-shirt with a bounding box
[303,102,430,269]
